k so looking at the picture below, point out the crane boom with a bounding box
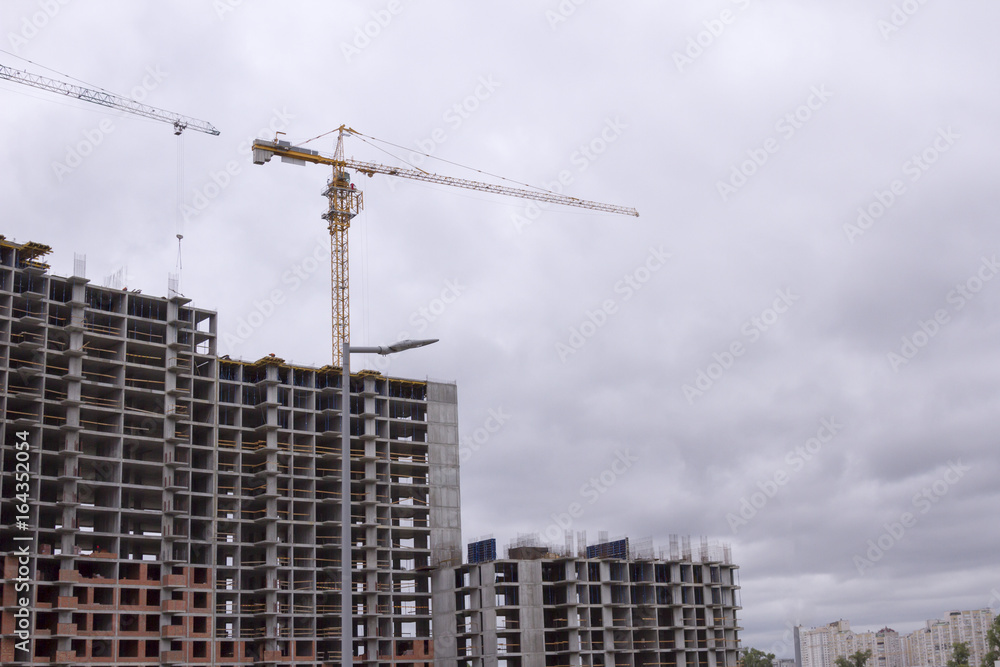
[251,128,638,366]
[0,63,220,135]
[252,139,638,217]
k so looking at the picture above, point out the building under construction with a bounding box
[0,236,740,667]
[432,536,741,667]
[0,236,461,666]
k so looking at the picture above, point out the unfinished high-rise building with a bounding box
[0,237,461,666]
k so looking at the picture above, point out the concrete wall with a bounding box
[433,566,459,667]
[429,381,462,667]
[519,561,546,666]
[428,381,462,568]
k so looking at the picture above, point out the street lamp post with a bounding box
[340,339,437,667]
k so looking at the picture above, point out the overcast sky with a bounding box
[3,0,999,655]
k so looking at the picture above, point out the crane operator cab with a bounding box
[333,170,352,189]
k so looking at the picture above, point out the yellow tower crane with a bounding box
[252,125,638,367]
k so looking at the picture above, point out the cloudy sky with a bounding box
[2,0,999,655]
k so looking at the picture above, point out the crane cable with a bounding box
[176,132,185,273]
[350,129,556,195]
[351,133,433,175]
[297,127,341,146]
[297,126,432,175]
[0,49,161,126]
[2,48,195,292]
[300,125,559,196]
[0,48,118,94]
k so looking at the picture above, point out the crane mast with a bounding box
[0,63,220,135]
[320,128,363,369]
[252,126,638,366]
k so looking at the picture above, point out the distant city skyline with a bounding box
[795,609,997,667]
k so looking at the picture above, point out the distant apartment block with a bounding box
[797,621,900,667]
[796,609,997,667]
[902,610,995,667]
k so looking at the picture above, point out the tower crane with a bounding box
[252,125,638,367]
[0,63,219,135]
